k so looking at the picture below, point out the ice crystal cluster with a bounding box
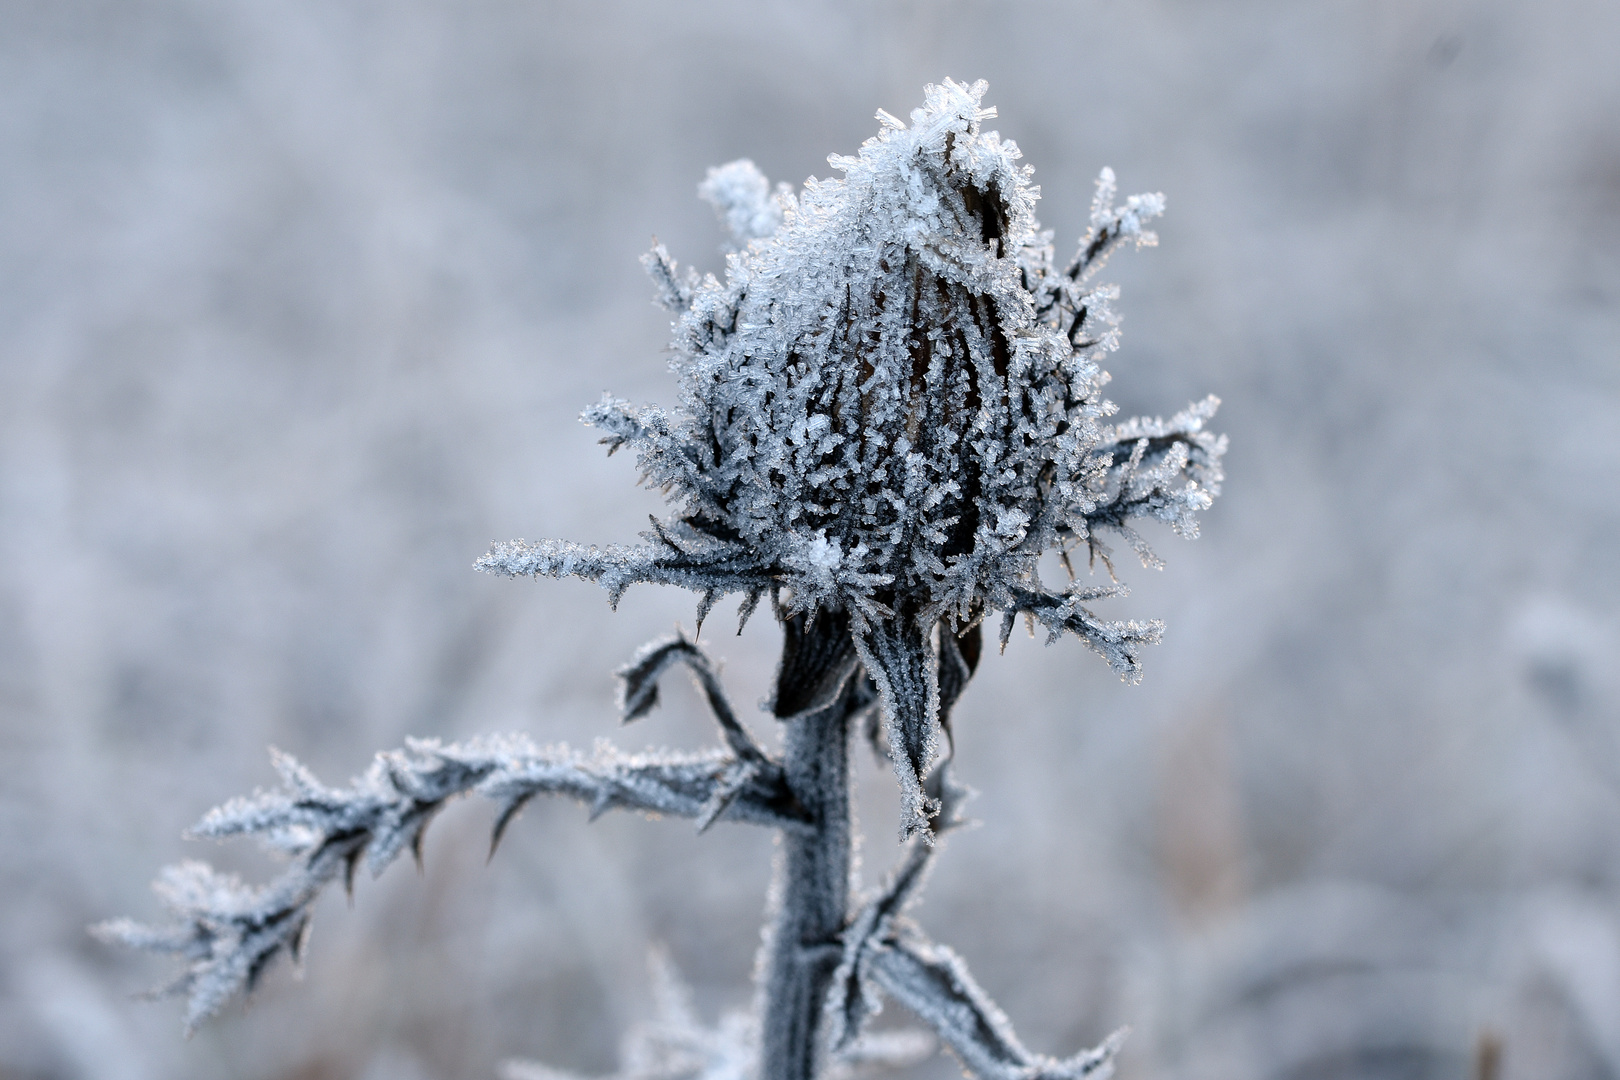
[102,80,1224,1080]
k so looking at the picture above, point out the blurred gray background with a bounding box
[3,1,1619,1077]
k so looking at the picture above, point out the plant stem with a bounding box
[759,677,857,1080]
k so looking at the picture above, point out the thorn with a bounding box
[289,915,313,966]
[737,589,763,636]
[244,945,278,995]
[489,795,533,862]
[343,849,361,904]
[695,589,718,638]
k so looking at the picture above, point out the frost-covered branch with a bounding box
[477,531,775,615]
[996,586,1163,683]
[828,763,969,1049]
[617,632,769,764]
[1085,394,1227,550]
[98,639,806,1033]
[1067,166,1164,283]
[828,766,1122,1080]
[866,939,1125,1080]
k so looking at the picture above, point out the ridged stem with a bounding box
[758,680,857,1080]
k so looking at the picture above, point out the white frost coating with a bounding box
[111,82,1223,1080]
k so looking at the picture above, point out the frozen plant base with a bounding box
[101,80,1224,1080]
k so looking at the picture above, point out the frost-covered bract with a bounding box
[107,80,1224,1080]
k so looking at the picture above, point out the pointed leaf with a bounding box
[853,614,942,839]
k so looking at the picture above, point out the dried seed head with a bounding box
[581,80,1215,631]
[480,79,1225,836]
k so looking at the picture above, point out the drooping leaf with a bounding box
[770,607,859,721]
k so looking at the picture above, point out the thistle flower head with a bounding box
[481,79,1225,837]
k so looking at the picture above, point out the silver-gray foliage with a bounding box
[102,80,1224,1080]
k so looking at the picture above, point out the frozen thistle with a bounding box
[481,78,1223,839]
[103,80,1223,1080]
